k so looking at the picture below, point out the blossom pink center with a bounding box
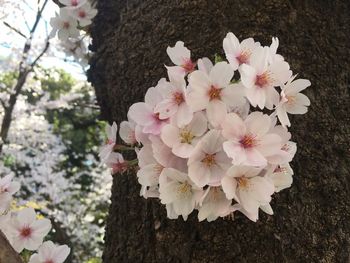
[63,22,70,29]
[237,177,249,188]
[286,95,296,105]
[172,91,184,105]
[274,166,287,173]
[153,164,164,174]
[236,50,251,65]
[255,72,272,88]
[281,143,290,152]
[78,11,86,18]
[0,186,8,193]
[44,260,54,263]
[239,134,257,149]
[208,85,221,101]
[153,112,162,121]
[177,181,191,195]
[20,226,32,238]
[112,162,127,174]
[71,0,78,6]
[182,59,196,73]
[201,153,216,167]
[106,139,115,145]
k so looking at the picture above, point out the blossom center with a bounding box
[78,11,86,18]
[209,187,221,201]
[112,162,127,174]
[255,72,273,88]
[63,22,70,29]
[20,226,32,238]
[44,260,54,263]
[281,143,291,152]
[0,187,8,193]
[173,91,184,105]
[208,85,222,101]
[177,181,192,198]
[153,113,162,121]
[201,153,216,167]
[180,129,194,144]
[236,50,251,65]
[182,59,196,73]
[239,134,257,148]
[153,164,164,174]
[237,177,249,189]
[286,95,296,105]
[274,166,287,174]
[71,0,78,6]
[106,139,114,145]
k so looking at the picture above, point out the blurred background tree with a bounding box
[0,1,109,262]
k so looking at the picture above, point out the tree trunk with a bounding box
[88,0,350,262]
[0,231,23,263]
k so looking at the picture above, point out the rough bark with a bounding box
[89,0,350,262]
[0,231,23,263]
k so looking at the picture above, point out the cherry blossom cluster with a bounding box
[0,175,70,262]
[99,32,311,222]
[50,0,97,66]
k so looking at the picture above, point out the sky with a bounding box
[0,0,86,80]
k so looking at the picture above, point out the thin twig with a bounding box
[30,40,50,68]
[3,22,27,39]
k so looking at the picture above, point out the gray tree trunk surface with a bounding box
[88,0,350,262]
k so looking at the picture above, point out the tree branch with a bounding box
[2,22,27,39]
[0,230,23,263]
[0,0,50,154]
[19,0,49,72]
[30,40,50,69]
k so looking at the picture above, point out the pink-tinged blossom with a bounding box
[119,119,137,145]
[137,145,161,198]
[221,166,274,220]
[69,3,98,27]
[222,112,283,167]
[266,163,294,192]
[99,122,118,163]
[49,9,80,41]
[232,202,273,222]
[0,174,20,214]
[268,37,284,63]
[137,136,186,198]
[240,47,292,109]
[8,208,51,252]
[28,241,70,263]
[105,152,127,175]
[223,32,261,70]
[188,130,231,187]
[276,77,311,127]
[166,41,196,78]
[161,112,207,158]
[197,186,232,222]
[59,0,86,8]
[197,57,213,75]
[128,80,169,135]
[187,62,245,127]
[154,74,193,126]
[0,213,11,237]
[267,125,297,164]
[159,168,202,221]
